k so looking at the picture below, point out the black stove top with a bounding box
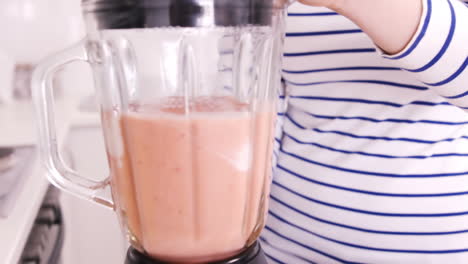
[0,147,15,171]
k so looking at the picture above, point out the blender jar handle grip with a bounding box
[32,40,114,209]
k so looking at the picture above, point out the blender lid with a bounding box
[81,0,279,29]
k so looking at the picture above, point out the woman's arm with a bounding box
[299,0,468,109]
[300,0,423,54]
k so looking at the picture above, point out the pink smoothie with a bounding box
[105,97,275,263]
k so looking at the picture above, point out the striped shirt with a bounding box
[262,0,468,263]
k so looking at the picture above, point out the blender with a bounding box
[32,0,290,263]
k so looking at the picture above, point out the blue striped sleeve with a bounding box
[382,0,468,109]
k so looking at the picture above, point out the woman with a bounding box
[263,0,468,263]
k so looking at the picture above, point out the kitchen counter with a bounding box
[0,152,48,264]
[0,94,100,264]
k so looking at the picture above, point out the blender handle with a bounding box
[32,40,114,210]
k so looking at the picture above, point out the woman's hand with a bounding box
[297,0,423,55]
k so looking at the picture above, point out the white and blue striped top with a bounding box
[262,0,468,263]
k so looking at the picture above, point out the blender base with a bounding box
[125,241,268,264]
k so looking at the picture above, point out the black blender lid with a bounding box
[125,241,268,264]
[82,0,275,29]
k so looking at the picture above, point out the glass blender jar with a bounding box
[33,0,291,263]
